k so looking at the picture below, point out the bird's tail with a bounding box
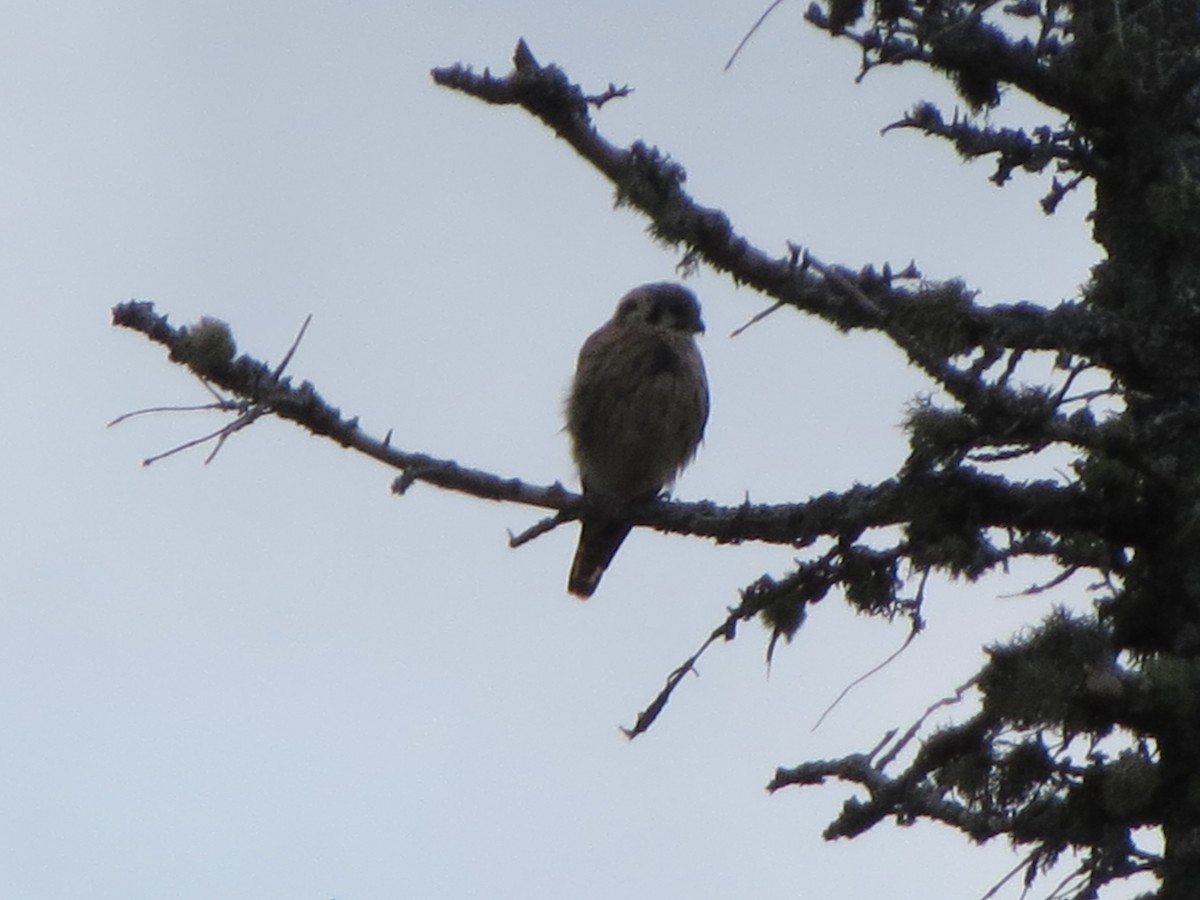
[567,519,632,599]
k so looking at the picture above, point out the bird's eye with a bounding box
[646,305,664,325]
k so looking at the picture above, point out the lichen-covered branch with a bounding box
[768,609,1165,893]
[111,301,1118,562]
[804,0,1113,125]
[112,300,575,510]
[884,101,1093,213]
[430,41,1186,404]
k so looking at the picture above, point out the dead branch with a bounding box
[112,300,1100,552]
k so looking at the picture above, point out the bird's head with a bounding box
[613,282,705,335]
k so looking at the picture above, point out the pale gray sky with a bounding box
[3,2,1127,898]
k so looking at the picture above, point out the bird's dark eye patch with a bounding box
[646,305,664,325]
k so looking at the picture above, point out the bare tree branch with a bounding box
[803,0,1112,125]
[112,300,1115,558]
[431,41,1180,402]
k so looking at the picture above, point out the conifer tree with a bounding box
[117,3,1200,895]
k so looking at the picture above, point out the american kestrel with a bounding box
[565,282,709,598]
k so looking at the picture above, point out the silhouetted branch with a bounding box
[622,610,739,739]
[112,299,580,512]
[724,0,788,71]
[884,102,1093,187]
[112,301,1113,556]
[431,41,1169,398]
[802,0,1112,125]
[767,746,1008,840]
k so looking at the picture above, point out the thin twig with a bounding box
[108,399,243,427]
[811,568,928,731]
[203,407,267,464]
[623,610,739,738]
[997,348,1024,388]
[866,728,898,761]
[811,626,918,732]
[583,83,633,107]
[200,378,227,403]
[968,444,1043,463]
[1050,359,1091,407]
[804,251,886,320]
[1059,386,1119,406]
[725,0,788,71]
[1043,860,1090,900]
[876,674,979,770]
[273,313,312,378]
[141,408,263,466]
[978,848,1039,900]
[730,301,786,337]
[1000,565,1079,598]
[509,509,576,548]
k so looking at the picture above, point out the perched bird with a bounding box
[565,282,709,598]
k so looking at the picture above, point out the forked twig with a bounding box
[875,674,979,770]
[111,312,312,466]
[142,405,268,466]
[623,611,739,738]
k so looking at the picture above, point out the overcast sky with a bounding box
[3,2,1143,898]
